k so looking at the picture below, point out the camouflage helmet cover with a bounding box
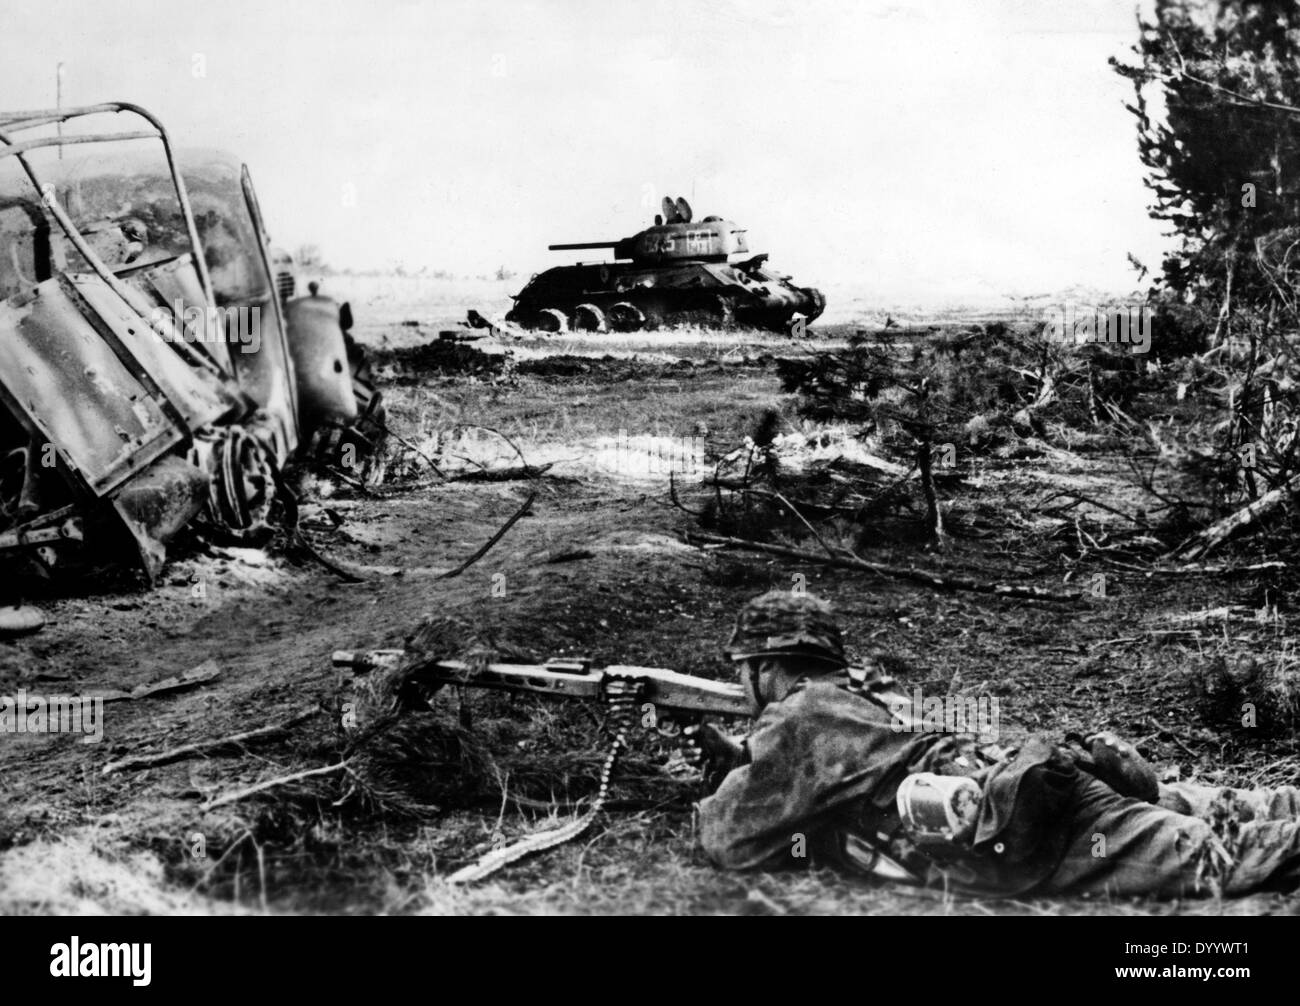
[727,590,847,667]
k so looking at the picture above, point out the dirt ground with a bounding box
[2,282,1298,916]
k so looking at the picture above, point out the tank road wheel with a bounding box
[712,294,736,329]
[534,307,569,333]
[573,303,606,332]
[607,301,646,333]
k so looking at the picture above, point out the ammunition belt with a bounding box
[447,676,644,884]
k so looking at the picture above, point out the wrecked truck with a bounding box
[0,102,383,583]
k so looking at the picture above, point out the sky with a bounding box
[2,0,1171,303]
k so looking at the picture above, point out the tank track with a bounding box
[509,288,821,334]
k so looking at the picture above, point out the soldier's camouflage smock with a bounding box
[698,678,1300,897]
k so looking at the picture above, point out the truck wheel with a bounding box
[536,307,569,333]
[608,302,645,332]
[573,303,606,332]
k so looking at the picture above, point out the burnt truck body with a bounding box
[505,195,825,333]
[0,102,382,582]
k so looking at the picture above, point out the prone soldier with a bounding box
[691,590,1300,897]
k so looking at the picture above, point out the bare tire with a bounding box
[573,303,606,332]
[608,301,646,333]
[536,308,569,333]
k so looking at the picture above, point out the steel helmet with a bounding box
[726,590,847,668]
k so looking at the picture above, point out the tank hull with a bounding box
[506,257,825,333]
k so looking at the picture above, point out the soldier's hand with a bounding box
[682,723,745,783]
[1085,730,1159,803]
[1086,730,1138,761]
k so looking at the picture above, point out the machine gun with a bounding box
[331,649,752,720]
[332,648,757,884]
[330,649,915,726]
[331,648,918,884]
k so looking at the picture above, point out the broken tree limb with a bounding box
[704,481,871,522]
[201,760,351,812]
[289,528,370,583]
[1172,471,1300,561]
[1099,556,1286,577]
[543,548,595,564]
[1037,490,1152,528]
[686,531,1081,602]
[1163,605,1267,625]
[437,489,537,580]
[448,462,554,483]
[370,416,446,478]
[101,707,323,775]
[90,660,223,703]
[1175,560,1287,576]
[767,489,846,561]
[442,423,532,468]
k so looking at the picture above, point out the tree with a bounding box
[1112,0,1300,337]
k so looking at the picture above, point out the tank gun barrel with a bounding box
[548,241,618,251]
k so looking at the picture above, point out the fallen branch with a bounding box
[91,660,223,703]
[1037,490,1151,528]
[437,490,538,580]
[448,462,554,483]
[1099,557,1286,578]
[320,465,373,493]
[1172,471,1300,561]
[1174,560,1287,576]
[442,423,532,468]
[667,471,707,518]
[705,483,870,523]
[102,707,323,775]
[544,548,595,564]
[191,829,253,893]
[1163,605,1270,626]
[289,528,370,583]
[201,760,351,812]
[766,489,846,561]
[687,531,1080,602]
[371,416,445,478]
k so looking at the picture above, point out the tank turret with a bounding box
[548,198,751,265]
[508,196,824,333]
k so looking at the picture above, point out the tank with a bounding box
[506,196,825,333]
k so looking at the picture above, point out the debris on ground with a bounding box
[376,340,512,382]
[0,605,46,638]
